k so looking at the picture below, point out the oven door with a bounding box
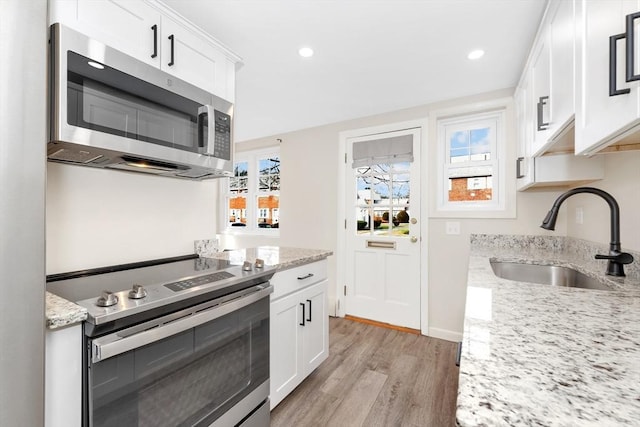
[86,286,270,427]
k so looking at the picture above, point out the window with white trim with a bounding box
[436,110,506,213]
[224,149,280,233]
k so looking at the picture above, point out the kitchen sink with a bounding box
[490,261,613,291]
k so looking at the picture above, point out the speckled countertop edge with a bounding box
[46,291,87,330]
[456,234,640,427]
[203,246,333,272]
[46,246,332,330]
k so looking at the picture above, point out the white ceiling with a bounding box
[164,0,547,142]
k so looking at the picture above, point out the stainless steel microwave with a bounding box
[48,23,233,180]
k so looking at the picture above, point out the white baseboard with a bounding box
[427,327,463,342]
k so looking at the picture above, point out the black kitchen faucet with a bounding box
[540,187,634,277]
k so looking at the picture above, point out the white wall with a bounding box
[565,151,640,252]
[46,163,219,274]
[237,88,571,340]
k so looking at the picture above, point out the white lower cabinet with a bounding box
[45,325,82,427]
[270,262,329,409]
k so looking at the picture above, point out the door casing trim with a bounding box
[336,118,429,336]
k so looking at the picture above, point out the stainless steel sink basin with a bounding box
[490,261,612,291]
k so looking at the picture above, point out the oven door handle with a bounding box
[91,285,272,363]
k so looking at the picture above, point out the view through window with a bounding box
[227,151,280,231]
[355,162,411,236]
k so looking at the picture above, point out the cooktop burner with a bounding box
[47,255,275,325]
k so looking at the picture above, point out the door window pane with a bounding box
[354,163,411,237]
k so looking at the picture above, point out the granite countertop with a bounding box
[46,246,332,330]
[45,291,88,330]
[456,235,640,426]
[204,246,333,272]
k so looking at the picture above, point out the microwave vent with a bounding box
[175,170,218,179]
[48,148,103,164]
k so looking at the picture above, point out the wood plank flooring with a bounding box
[270,317,460,427]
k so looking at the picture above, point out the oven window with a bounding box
[88,297,269,427]
[66,51,206,153]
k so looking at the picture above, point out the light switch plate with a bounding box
[445,221,461,235]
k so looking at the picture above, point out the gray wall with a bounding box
[0,1,47,425]
[565,151,640,252]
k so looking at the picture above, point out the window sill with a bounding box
[221,228,280,237]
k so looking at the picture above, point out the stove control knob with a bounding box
[128,284,147,299]
[96,291,119,307]
[255,258,265,269]
[242,261,253,271]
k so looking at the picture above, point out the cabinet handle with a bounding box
[536,96,549,131]
[516,157,525,179]
[306,299,312,322]
[455,342,462,367]
[168,34,175,66]
[297,273,314,280]
[299,303,306,326]
[151,24,158,58]
[626,11,640,82]
[610,33,631,96]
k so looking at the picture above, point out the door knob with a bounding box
[410,236,418,243]
[410,218,417,224]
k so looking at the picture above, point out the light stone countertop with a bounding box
[203,246,333,272]
[45,246,332,330]
[46,291,88,329]
[456,235,640,427]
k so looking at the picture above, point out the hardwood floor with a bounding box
[270,317,460,427]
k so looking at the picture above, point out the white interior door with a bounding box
[344,127,421,329]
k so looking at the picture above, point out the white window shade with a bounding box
[352,134,413,168]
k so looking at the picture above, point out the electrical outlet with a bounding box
[445,221,461,235]
[576,207,584,225]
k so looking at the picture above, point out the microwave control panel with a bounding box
[213,111,232,160]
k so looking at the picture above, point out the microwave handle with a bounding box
[197,105,214,154]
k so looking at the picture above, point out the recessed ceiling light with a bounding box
[467,49,485,60]
[87,60,105,69]
[298,47,314,58]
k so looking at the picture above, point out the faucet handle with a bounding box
[595,252,634,264]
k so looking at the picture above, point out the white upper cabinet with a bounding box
[575,0,640,155]
[530,25,552,155]
[49,0,240,102]
[160,16,232,100]
[515,0,605,191]
[529,0,576,156]
[75,1,161,68]
[548,0,576,140]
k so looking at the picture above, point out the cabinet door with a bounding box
[530,26,552,155]
[575,0,640,154]
[548,0,575,134]
[76,0,161,67]
[161,17,228,98]
[301,280,329,375]
[269,292,304,409]
[515,74,535,191]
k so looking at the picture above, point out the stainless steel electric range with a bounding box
[47,254,275,427]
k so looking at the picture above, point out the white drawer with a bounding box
[270,259,328,300]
